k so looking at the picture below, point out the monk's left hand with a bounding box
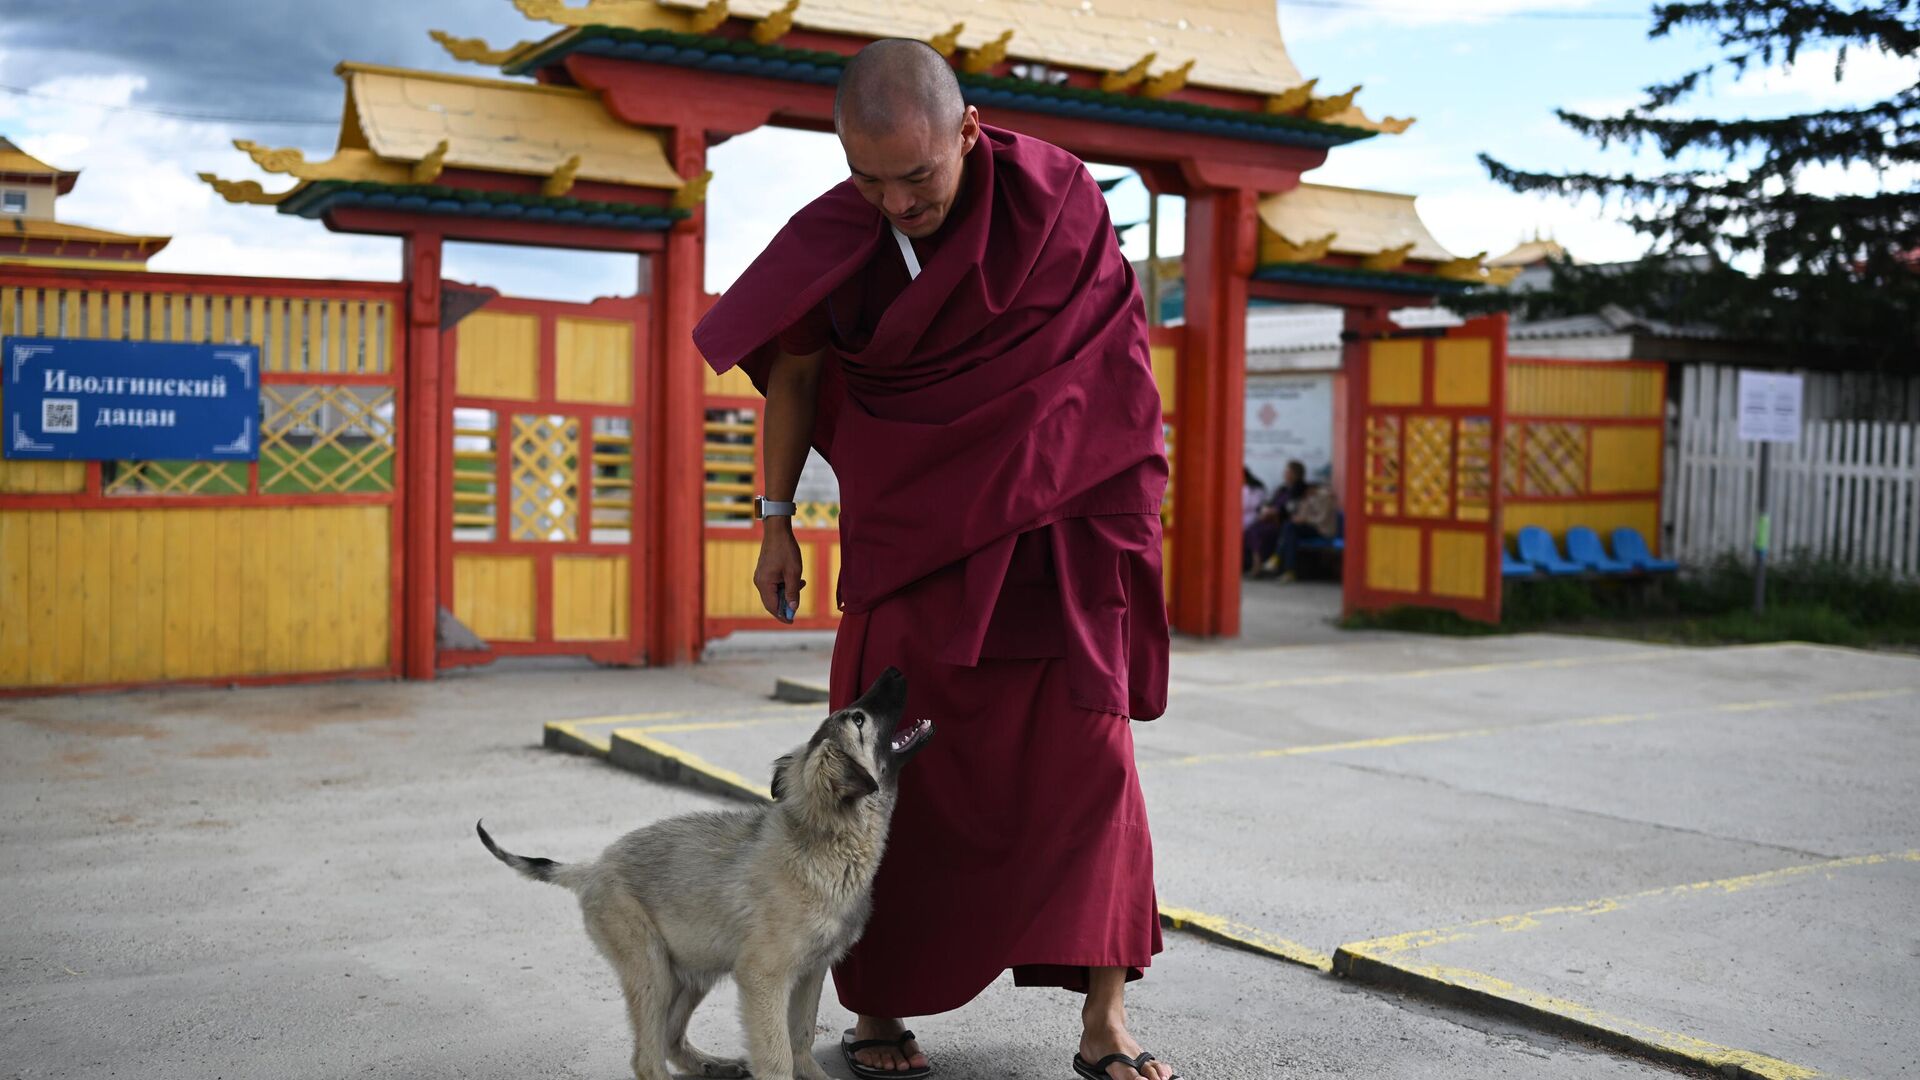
[753,525,806,622]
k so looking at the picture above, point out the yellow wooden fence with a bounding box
[0,271,403,690]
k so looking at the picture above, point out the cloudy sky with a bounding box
[1,0,1911,302]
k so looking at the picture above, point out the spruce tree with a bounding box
[1471,2,1919,371]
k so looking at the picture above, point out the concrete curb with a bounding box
[1331,946,1823,1080]
[773,677,832,704]
[607,728,773,805]
[542,720,611,757]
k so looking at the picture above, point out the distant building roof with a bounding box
[1489,237,1571,268]
[1253,183,1519,289]
[1510,303,1723,343]
[0,135,81,194]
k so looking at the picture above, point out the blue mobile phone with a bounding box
[776,583,796,624]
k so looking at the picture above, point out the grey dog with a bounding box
[478,668,932,1080]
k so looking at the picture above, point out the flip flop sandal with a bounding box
[842,1028,932,1079]
[1073,1050,1184,1080]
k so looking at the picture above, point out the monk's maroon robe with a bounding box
[694,125,1168,1016]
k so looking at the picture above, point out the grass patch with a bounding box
[1344,555,1920,650]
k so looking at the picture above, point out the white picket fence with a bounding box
[1668,365,1920,579]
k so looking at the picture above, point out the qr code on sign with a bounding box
[42,398,78,434]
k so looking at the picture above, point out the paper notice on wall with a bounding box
[1244,374,1334,489]
[1737,370,1803,443]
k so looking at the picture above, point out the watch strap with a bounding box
[755,497,798,519]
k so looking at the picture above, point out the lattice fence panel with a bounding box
[1364,415,1402,517]
[1404,416,1454,519]
[510,414,580,542]
[259,385,396,494]
[1456,417,1493,522]
[103,459,247,496]
[1516,421,1585,497]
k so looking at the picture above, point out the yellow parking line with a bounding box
[1346,849,1920,959]
[1147,685,1918,769]
[1185,648,1689,693]
[1156,905,1332,972]
[1332,951,1825,1080]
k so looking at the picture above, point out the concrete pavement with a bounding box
[2,643,1678,1080]
[5,582,1915,1078]
[558,587,1920,1080]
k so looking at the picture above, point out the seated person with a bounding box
[1248,461,1308,576]
[1256,466,1340,582]
[1240,466,1268,573]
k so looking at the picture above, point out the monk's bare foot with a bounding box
[851,1015,929,1073]
[1079,1022,1178,1080]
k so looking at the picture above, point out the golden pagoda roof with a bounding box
[1256,183,1519,286]
[1259,184,1451,262]
[1489,237,1571,267]
[487,0,1407,130]
[332,63,683,189]
[656,0,1301,94]
[0,135,81,193]
[6,217,170,248]
[201,63,694,217]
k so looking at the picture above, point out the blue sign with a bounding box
[4,336,261,461]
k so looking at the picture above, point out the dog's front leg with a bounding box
[737,961,799,1080]
[786,964,832,1080]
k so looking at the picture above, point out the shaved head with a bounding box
[834,39,965,138]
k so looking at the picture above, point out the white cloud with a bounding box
[1,71,404,285]
[1418,187,1646,264]
[1718,46,1918,107]
[1793,159,1920,199]
[1282,0,1612,42]
[705,127,850,293]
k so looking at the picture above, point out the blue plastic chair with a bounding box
[1517,526,1585,576]
[1566,526,1634,574]
[1501,545,1536,578]
[1610,527,1679,573]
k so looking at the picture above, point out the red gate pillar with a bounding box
[402,230,444,679]
[1171,187,1257,638]
[649,133,708,664]
[1339,304,1395,621]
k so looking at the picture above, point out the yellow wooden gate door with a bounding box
[1342,314,1507,624]
[440,293,649,665]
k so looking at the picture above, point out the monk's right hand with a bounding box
[753,523,805,623]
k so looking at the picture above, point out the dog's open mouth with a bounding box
[889,718,932,755]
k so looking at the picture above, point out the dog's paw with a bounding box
[699,1060,751,1079]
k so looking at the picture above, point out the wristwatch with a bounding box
[754,496,797,520]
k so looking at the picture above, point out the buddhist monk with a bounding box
[693,39,1176,1080]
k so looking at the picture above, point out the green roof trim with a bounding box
[1253,261,1480,295]
[280,180,688,229]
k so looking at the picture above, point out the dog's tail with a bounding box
[476,820,578,888]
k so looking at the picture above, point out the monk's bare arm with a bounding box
[754,348,824,620]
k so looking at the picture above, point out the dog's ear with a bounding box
[770,753,796,802]
[833,756,880,803]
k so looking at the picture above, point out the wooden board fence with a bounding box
[1669,365,1920,579]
